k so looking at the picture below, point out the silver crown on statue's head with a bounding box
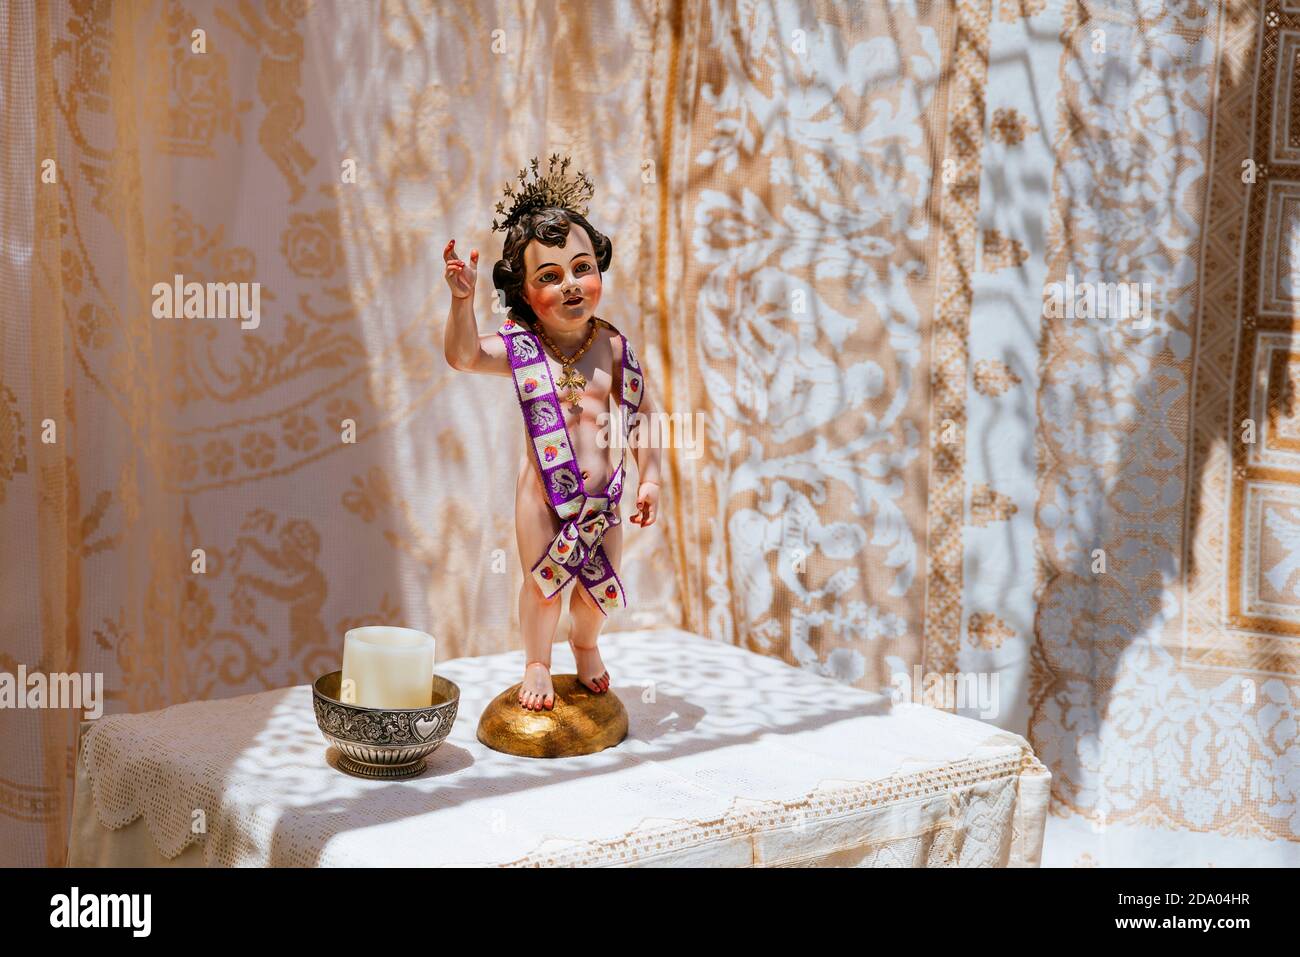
[491,154,595,233]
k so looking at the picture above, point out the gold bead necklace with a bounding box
[534,318,599,412]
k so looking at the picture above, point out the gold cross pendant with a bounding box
[556,367,586,411]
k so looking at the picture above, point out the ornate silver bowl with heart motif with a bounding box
[312,671,460,779]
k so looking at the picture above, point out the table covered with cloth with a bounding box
[67,629,1050,867]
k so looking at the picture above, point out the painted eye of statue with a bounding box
[575,262,591,273]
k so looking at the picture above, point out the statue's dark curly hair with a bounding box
[491,207,612,326]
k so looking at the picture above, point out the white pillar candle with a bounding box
[340,626,435,709]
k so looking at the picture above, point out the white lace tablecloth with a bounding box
[68,630,1050,867]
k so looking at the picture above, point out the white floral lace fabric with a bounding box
[73,631,1050,867]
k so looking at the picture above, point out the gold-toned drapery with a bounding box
[3,0,1297,868]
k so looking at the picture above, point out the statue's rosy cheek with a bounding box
[532,285,560,312]
[524,282,556,311]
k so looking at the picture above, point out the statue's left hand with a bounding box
[630,481,660,527]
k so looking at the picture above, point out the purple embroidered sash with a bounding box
[499,315,644,616]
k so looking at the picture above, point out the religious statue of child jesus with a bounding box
[442,155,662,712]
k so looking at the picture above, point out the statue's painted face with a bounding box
[522,226,602,330]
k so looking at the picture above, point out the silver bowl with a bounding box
[312,671,460,779]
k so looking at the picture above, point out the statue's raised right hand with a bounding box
[443,239,478,300]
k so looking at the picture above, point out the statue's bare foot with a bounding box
[518,661,554,711]
[571,642,610,693]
